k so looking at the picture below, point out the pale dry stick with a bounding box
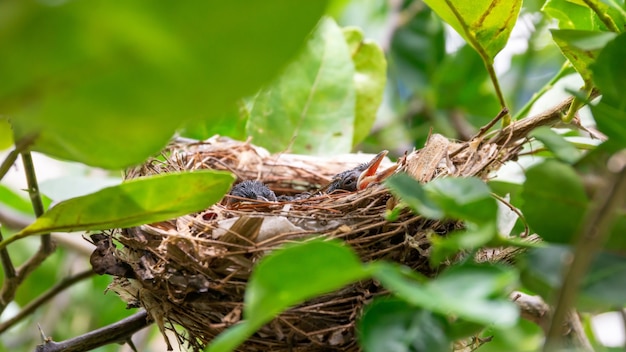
[490,90,600,147]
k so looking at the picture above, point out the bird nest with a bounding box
[94,119,536,351]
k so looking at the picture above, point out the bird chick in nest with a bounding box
[226,151,398,205]
[321,150,398,194]
[227,180,277,205]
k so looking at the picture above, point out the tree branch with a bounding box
[0,152,57,315]
[544,153,626,350]
[35,310,151,352]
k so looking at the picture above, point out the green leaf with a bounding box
[599,0,626,21]
[2,1,328,168]
[358,298,452,352]
[247,17,356,155]
[521,160,588,243]
[521,245,626,311]
[206,321,258,352]
[16,170,235,237]
[430,44,500,117]
[342,27,387,146]
[543,0,625,30]
[207,239,370,351]
[179,101,249,141]
[591,33,626,147]
[430,222,498,265]
[423,0,522,61]
[0,183,33,215]
[530,126,583,164]
[373,262,519,326]
[425,177,498,225]
[385,173,444,219]
[0,117,13,150]
[389,7,446,94]
[245,239,369,319]
[550,29,617,82]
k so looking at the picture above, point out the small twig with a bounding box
[441,0,509,125]
[0,152,57,315]
[35,310,151,352]
[0,228,16,279]
[544,156,626,350]
[0,135,36,182]
[490,89,600,147]
[21,152,51,251]
[0,269,96,334]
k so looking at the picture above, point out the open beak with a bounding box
[356,150,398,190]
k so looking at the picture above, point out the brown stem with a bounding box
[35,310,151,352]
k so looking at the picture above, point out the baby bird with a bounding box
[227,180,277,205]
[323,150,397,193]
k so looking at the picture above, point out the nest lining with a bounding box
[102,133,524,351]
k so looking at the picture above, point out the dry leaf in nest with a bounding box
[99,133,523,351]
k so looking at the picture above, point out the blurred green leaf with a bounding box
[374,262,519,326]
[423,0,522,61]
[599,0,626,21]
[342,27,387,146]
[430,222,498,265]
[530,126,583,164]
[15,170,234,237]
[245,239,370,320]
[179,101,249,141]
[550,29,617,82]
[358,298,452,352]
[206,321,257,352]
[0,183,32,214]
[0,117,12,150]
[206,239,372,351]
[385,173,444,219]
[543,0,625,30]
[426,177,498,225]
[389,7,446,94]
[248,17,356,155]
[521,245,626,311]
[430,44,500,118]
[1,1,328,168]
[521,160,588,243]
[591,33,626,148]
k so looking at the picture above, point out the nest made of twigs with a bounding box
[99,129,525,351]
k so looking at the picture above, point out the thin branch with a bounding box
[544,157,626,350]
[0,135,36,182]
[489,89,600,146]
[0,152,57,315]
[0,228,15,279]
[442,0,509,126]
[0,269,96,334]
[35,310,151,352]
[21,152,51,251]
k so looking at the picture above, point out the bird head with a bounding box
[324,150,397,193]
